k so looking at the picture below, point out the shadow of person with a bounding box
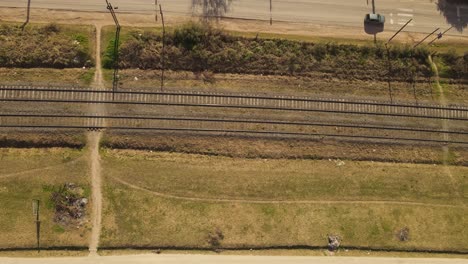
[437,0,468,32]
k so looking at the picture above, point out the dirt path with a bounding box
[87,132,102,256]
[88,24,106,257]
[428,55,462,199]
[2,254,468,264]
[110,176,466,209]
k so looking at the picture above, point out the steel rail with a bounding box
[1,85,467,111]
[0,124,466,145]
[2,98,467,121]
[1,113,467,135]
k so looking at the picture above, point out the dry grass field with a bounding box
[99,150,468,251]
[0,148,91,249]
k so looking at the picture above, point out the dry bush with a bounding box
[111,22,466,82]
[0,24,93,68]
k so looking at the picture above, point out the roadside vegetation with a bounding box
[0,23,94,68]
[105,22,467,82]
[0,148,90,249]
[100,150,468,251]
[101,133,468,165]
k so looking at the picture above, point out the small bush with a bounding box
[397,227,410,242]
[207,228,224,250]
[0,24,92,68]
[42,23,61,34]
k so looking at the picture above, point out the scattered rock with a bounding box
[397,227,410,242]
[335,159,345,167]
[51,183,88,228]
[327,234,341,251]
[207,228,224,251]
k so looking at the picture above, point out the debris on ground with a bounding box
[327,234,341,251]
[397,227,410,242]
[51,183,88,228]
[334,159,346,167]
[207,228,225,252]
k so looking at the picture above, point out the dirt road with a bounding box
[2,254,468,264]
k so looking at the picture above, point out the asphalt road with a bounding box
[0,0,467,36]
[2,254,468,264]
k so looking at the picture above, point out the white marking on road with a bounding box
[391,18,394,25]
[397,13,413,17]
[397,21,415,26]
[398,8,414,12]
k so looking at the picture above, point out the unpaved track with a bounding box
[0,156,85,180]
[87,132,102,256]
[2,254,468,264]
[87,24,106,256]
[111,176,467,209]
[428,55,461,200]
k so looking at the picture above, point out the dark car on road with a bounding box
[364,13,385,33]
[364,13,385,25]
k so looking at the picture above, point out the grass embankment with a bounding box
[102,23,467,103]
[0,22,96,86]
[100,150,468,251]
[0,131,86,149]
[0,148,91,249]
[101,133,468,165]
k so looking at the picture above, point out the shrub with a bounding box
[0,24,92,68]
[173,22,210,50]
[112,22,468,81]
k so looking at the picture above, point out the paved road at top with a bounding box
[1,0,467,36]
[2,254,468,264]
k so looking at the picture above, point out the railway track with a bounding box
[1,85,468,120]
[1,113,467,145]
[1,85,467,145]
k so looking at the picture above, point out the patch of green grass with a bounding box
[78,68,95,85]
[53,225,65,234]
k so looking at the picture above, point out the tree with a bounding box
[436,0,468,32]
[192,0,235,21]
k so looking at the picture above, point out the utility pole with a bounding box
[106,0,121,98]
[154,0,158,22]
[32,200,40,253]
[21,0,31,30]
[372,0,375,13]
[428,26,453,45]
[385,44,393,103]
[160,4,166,91]
[413,28,440,48]
[269,0,273,25]
[387,19,412,44]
